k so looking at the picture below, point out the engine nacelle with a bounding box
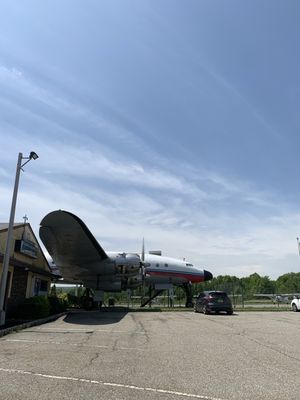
[96,280,122,292]
[123,274,142,290]
[114,253,141,275]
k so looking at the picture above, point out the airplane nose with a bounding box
[203,270,213,281]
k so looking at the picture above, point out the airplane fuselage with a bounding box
[142,253,209,285]
[97,251,212,292]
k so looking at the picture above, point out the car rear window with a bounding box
[209,292,228,299]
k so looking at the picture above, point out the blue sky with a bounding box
[0,0,300,279]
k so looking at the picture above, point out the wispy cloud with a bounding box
[1,138,300,279]
[0,0,298,282]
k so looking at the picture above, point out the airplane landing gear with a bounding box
[141,285,164,307]
[182,282,194,308]
[81,288,94,310]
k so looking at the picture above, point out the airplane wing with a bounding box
[39,210,114,284]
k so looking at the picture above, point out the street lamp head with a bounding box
[29,151,39,160]
[20,151,39,169]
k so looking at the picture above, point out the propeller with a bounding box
[141,237,145,263]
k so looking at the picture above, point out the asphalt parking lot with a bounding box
[0,310,299,400]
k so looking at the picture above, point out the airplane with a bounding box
[39,210,213,308]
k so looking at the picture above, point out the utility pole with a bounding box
[0,152,38,326]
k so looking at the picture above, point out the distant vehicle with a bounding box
[254,293,300,304]
[291,296,300,312]
[194,291,233,315]
[254,294,290,303]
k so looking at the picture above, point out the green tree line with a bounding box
[59,272,300,305]
[194,272,300,300]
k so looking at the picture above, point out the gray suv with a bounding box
[194,291,233,315]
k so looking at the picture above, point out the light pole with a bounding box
[0,151,39,326]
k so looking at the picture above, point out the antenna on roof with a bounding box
[23,214,28,224]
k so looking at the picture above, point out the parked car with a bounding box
[194,291,233,315]
[291,296,300,312]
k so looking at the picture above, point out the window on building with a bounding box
[34,278,48,295]
[40,280,48,292]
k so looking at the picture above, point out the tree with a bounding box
[276,272,300,293]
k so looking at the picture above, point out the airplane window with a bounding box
[156,263,159,267]
[165,264,168,267]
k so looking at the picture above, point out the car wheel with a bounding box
[292,303,298,312]
[203,305,210,315]
[227,310,233,315]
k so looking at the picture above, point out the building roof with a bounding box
[0,222,58,279]
[0,223,24,231]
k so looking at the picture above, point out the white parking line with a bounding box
[0,367,227,400]
[4,338,143,351]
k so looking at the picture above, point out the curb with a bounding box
[0,312,67,337]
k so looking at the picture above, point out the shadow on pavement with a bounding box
[63,307,128,325]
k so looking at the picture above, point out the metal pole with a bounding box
[0,153,23,326]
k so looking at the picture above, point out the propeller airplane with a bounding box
[40,210,213,307]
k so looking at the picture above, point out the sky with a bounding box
[0,0,300,279]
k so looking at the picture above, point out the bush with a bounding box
[48,295,68,314]
[66,293,80,307]
[20,296,50,320]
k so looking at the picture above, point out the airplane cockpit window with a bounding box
[186,263,193,267]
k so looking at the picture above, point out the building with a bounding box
[0,222,57,318]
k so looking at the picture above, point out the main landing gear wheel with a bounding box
[81,288,94,310]
[182,282,194,308]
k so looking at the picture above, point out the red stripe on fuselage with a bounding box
[146,270,204,283]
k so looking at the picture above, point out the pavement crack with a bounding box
[87,352,100,366]
[129,314,150,343]
[206,317,300,364]
[239,333,300,364]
